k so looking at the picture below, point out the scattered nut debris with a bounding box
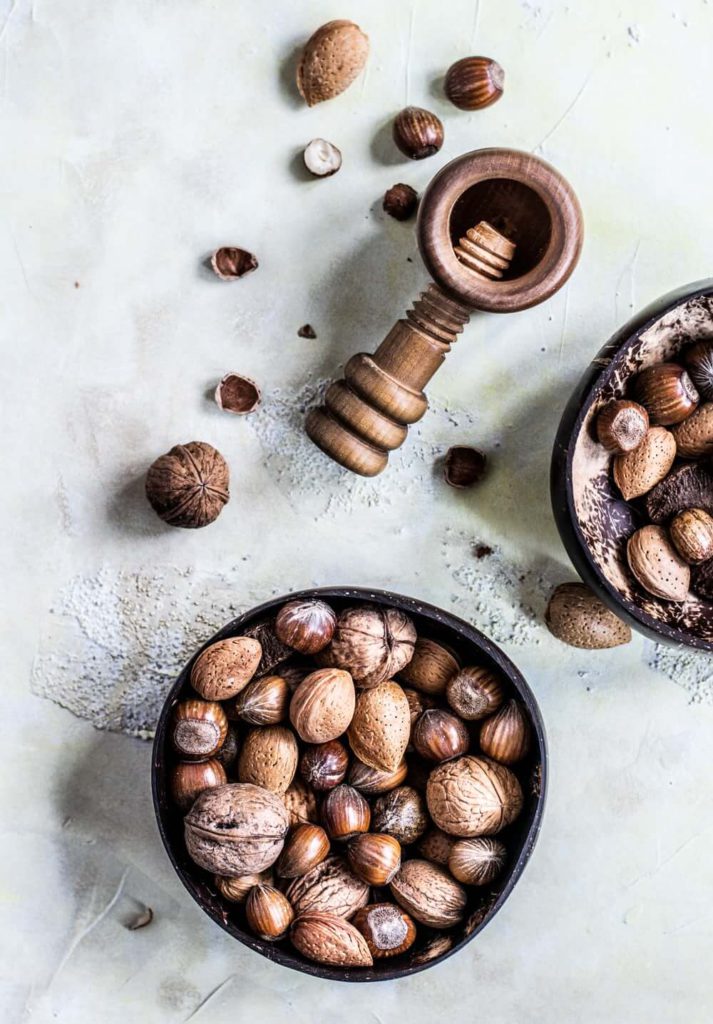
[210,247,258,281]
[383,183,419,221]
[297,20,369,107]
[472,543,493,559]
[444,446,487,488]
[298,324,317,339]
[303,138,342,177]
[127,907,153,931]
[215,373,261,415]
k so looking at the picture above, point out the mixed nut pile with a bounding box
[167,597,535,969]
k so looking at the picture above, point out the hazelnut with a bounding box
[322,785,371,841]
[448,837,506,886]
[412,708,469,763]
[683,340,713,399]
[399,638,459,695]
[230,674,289,725]
[191,637,262,701]
[347,833,401,886]
[210,247,258,280]
[289,668,356,744]
[444,446,487,488]
[237,726,298,795]
[171,700,228,761]
[426,755,523,837]
[285,855,369,919]
[444,56,505,110]
[347,757,408,795]
[479,700,531,765]
[275,599,337,654]
[545,582,632,650]
[277,823,331,879]
[347,681,411,773]
[417,828,456,867]
[392,106,444,160]
[299,740,349,792]
[290,912,373,968]
[632,363,699,425]
[214,870,272,903]
[596,400,649,453]
[446,666,505,720]
[283,778,319,827]
[214,373,261,415]
[383,183,419,221]
[303,138,342,177]
[169,759,227,811]
[351,903,416,959]
[145,441,229,528]
[184,783,289,876]
[372,786,428,845]
[390,860,466,928]
[627,525,690,601]
[670,508,713,564]
[245,884,294,941]
[297,20,369,107]
[326,604,417,687]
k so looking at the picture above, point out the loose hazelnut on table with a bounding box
[392,106,444,160]
[445,56,505,110]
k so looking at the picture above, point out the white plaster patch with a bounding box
[645,642,713,705]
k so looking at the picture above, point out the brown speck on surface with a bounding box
[473,543,493,560]
[74,281,80,288]
[298,324,317,339]
[127,906,153,930]
[214,373,261,415]
[444,446,487,488]
[210,247,258,281]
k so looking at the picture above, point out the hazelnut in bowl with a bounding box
[551,279,713,649]
[152,587,547,981]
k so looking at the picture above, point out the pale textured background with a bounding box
[2,0,713,1020]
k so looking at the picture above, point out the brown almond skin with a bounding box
[285,855,369,919]
[613,426,676,500]
[672,403,713,458]
[390,859,466,928]
[191,637,262,701]
[290,668,356,744]
[290,911,373,967]
[545,582,631,649]
[627,525,691,601]
[347,681,410,773]
[237,726,298,795]
[297,20,369,107]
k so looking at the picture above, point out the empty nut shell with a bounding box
[245,884,294,941]
[670,508,713,563]
[348,757,408,795]
[214,373,261,415]
[627,525,691,601]
[392,106,444,160]
[412,708,470,763]
[172,700,228,761]
[352,903,416,959]
[277,823,330,879]
[446,666,505,720]
[299,740,349,792]
[390,860,466,928]
[479,700,531,765]
[210,247,258,280]
[290,912,373,967]
[322,785,371,841]
[275,599,337,654]
[230,674,289,725]
[596,400,649,453]
[383,183,419,221]
[448,837,506,886]
[347,833,402,886]
[191,636,262,701]
[169,759,227,811]
[444,446,487,488]
[372,786,428,845]
[632,363,699,425]
[303,138,342,177]
[399,638,459,695]
[444,56,505,110]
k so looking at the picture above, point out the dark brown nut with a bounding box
[231,674,289,725]
[299,740,349,792]
[390,860,466,928]
[372,786,428,845]
[303,138,342,177]
[545,582,632,649]
[596,400,649,453]
[351,903,416,959]
[241,620,293,676]
[325,604,416,688]
[383,183,418,221]
[444,446,487,488]
[245,884,294,941]
[145,441,229,528]
[418,828,456,866]
[289,668,356,744]
[448,837,506,886]
[322,785,371,841]
[426,755,523,837]
[392,106,444,160]
[692,558,713,598]
[290,912,373,967]
[402,687,436,727]
[399,638,459,695]
[184,783,289,876]
[214,726,239,769]
[446,666,505,720]
[348,757,408,795]
[672,403,713,458]
[412,709,469,763]
[297,20,369,107]
[237,726,298,794]
[277,824,331,879]
[347,833,401,886]
[670,508,713,563]
[171,700,228,761]
[191,637,262,701]
[684,340,713,399]
[276,599,337,654]
[169,759,227,811]
[210,247,258,280]
[297,324,317,339]
[632,363,699,425]
[285,855,369,919]
[283,779,319,827]
[479,700,531,765]
[445,56,504,110]
[645,462,713,524]
[214,373,260,414]
[347,681,410,773]
[214,870,272,903]
[627,525,690,601]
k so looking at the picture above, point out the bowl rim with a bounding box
[551,277,713,650]
[151,585,548,982]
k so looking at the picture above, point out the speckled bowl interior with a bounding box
[152,587,547,982]
[552,281,713,648]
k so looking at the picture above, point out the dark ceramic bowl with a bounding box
[551,279,713,649]
[152,587,547,982]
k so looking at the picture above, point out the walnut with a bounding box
[324,605,416,688]
[145,441,229,528]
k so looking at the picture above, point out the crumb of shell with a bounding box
[646,642,713,705]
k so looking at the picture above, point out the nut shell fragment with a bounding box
[214,373,261,415]
[210,247,258,280]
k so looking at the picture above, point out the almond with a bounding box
[190,636,262,701]
[612,427,676,500]
[236,726,298,794]
[545,582,631,649]
[290,668,356,743]
[672,402,713,457]
[297,20,369,107]
[290,911,373,967]
[626,525,690,601]
[347,681,410,773]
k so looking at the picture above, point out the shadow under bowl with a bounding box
[551,279,713,649]
[152,587,547,982]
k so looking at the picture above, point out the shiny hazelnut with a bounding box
[383,183,419,221]
[684,340,713,399]
[669,508,713,564]
[446,665,505,721]
[445,56,504,110]
[171,700,228,761]
[230,674,289,725]
[392,106,444,160]
[347,833,401,886]
[214,870,273,903]
[277,824,331,879]
[417,828,456,866]
[596,400,649,453]
[299,740,349,791]
[191,636,262,701]
[412,709,469,763]
[399,638,459,695]
[372,786,428,845]
[169,759,227,811]
[275,599,337,654]
[632,363,699,425]
[444,446,487,488]
[479,700,531,765]
[145,441,229,528]
[448,837,506,886]
[351,903,417,959]
[322,785,371,841]
[348,757,408,795]
[245,883,294,941]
